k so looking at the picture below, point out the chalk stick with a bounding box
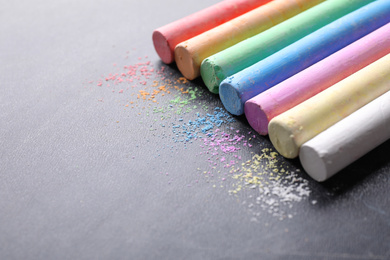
[245,22,390,135]
[268,54,390,159]
[201,0,374,94]
[219,0,390,116]
[299,90,390,182]
[152,0,269,64]
[174,0,324,80]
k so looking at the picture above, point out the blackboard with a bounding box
[1,1,390,259]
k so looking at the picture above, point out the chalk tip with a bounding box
[299,144,329,182]
[152,29,174,64]
[174,43,198,80]
[200,58,222,94]
[244,100,269,135]
[268,118,299,159]
[219,79,244,116]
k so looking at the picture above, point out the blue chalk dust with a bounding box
[170,107,235,143]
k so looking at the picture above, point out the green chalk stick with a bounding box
[200,0,375,93]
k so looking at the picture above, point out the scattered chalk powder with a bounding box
[230,149,310,221]
[87,52,311,221]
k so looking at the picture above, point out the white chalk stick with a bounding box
[299,90,390,182]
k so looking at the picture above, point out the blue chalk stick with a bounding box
[219,0,390,116]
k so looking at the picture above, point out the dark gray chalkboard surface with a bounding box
[1,1,390,259]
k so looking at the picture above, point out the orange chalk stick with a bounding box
[152,0,270,64]
[175,0,325,80]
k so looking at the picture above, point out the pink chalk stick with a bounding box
[244,22,390,135]
[152,0,271,64]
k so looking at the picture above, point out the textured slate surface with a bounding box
[1,1,389,259]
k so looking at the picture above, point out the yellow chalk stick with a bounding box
[268,53,390,159]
